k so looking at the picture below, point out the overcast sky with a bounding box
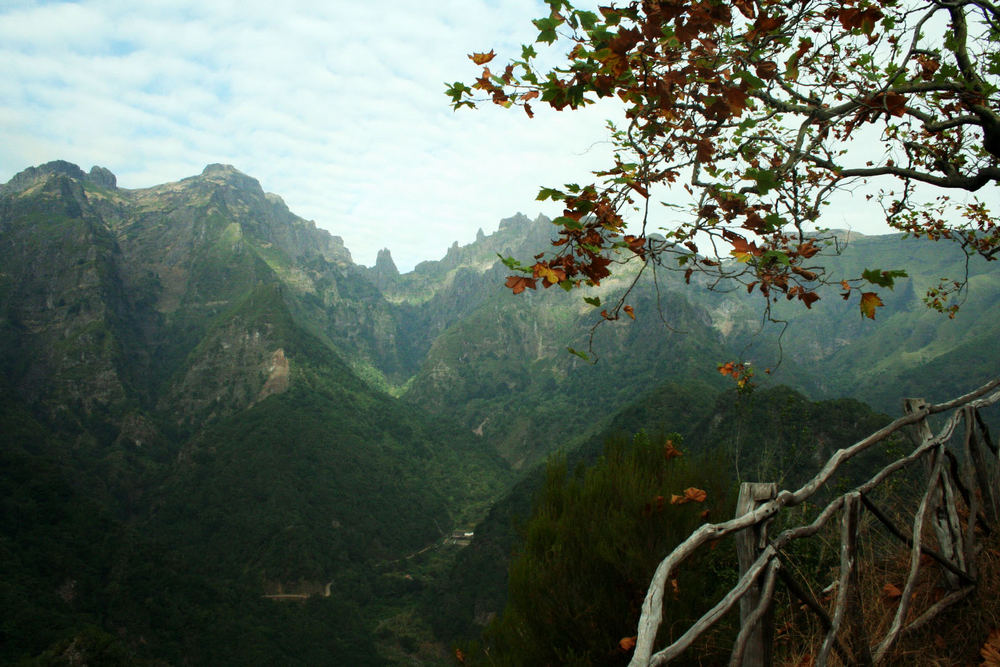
[0,0,627,270]
[2,0,986,271]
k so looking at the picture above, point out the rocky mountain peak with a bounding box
[375,248,399,274]
[1,160,118,196]
[498,212,532,230]
[88,165,117,189]
[198,163,264,194]
[373,248,400,289]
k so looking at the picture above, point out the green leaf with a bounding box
[499,254,529,272]
[576,10,599,30]
[763,212,783,231]
[599,6,622,26]
[763,250,790,266]
[745,168,779,195]
[583,296,601,307]
[567,346,590,361]
[862,268,908,289]
[736,72,765,90]
[536,187,564,201]
[444,82,472,104]
[522,44,537,60]
[553,215,583,230]
[533,17,560,44]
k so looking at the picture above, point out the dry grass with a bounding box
[766,498,1000,666]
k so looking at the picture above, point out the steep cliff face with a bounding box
[0,165,143,431]
[0,162,415,434]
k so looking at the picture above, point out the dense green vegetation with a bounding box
[470,433,736,666]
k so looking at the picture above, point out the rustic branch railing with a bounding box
[628,377,1000,666]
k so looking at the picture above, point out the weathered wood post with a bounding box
[819,492,873,665]
[963,406,1000,526]
[735,482,778,667]
[904,398,964,590]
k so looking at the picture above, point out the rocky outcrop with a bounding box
[373,248,400,291]
[1,160,117,196]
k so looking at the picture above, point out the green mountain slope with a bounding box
[0,161,511,664]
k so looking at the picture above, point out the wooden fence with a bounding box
[628,377,1000,666]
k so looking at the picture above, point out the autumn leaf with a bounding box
[982,628,1000,666]
[623,304,635,319]
[882,582,902,600]
[670,487,707,504]
[695,138,715,163]
[626,180,649,198]
[533,263,566,286]
[730,236,761,262]
[505,275,537,294]
[469,50,496,65]
[797,240,820,258]
[881,92,907,117]
[859,291,883,319]
[684,487,707,503]
[619,636,637,652]
[663,440,682,459]
[799,290,820,309]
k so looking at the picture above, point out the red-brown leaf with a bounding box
[859,291,883,319]
[505,275,537,294]
[469,50,496,65]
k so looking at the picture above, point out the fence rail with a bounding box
[629,377,1000,666]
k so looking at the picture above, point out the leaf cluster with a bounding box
[452,0,1000,321]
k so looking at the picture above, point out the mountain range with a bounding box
[2,160,998,664]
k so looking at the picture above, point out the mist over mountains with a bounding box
[2,161,998,664]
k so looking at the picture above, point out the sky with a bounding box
[0,0,629,271]
[2,1,990,271]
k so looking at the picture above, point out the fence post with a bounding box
[735,482,778,667]
[904,398,965,590]
[964,406,1000,526]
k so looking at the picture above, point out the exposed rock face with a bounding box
[1,160,118,196]
[88,165,117,189]
[257,348,291,402]
[373,248,399,291]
